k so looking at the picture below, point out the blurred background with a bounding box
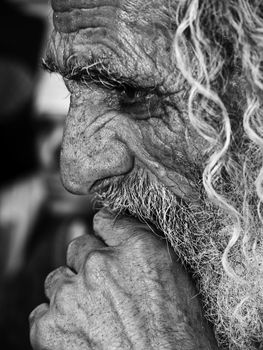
[0,1,93,348]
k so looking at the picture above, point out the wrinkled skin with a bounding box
[47,0,206,200]
[30,211,217,349]
[30,0,217,349]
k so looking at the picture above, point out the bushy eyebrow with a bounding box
[41,56,159,94]
[42,56,142,91]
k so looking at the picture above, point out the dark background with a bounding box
[0,1,93,348]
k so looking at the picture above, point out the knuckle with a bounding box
[66,236,84,265]
[67,238,76,259]
[83,250,108,284]
[44,266,74,299]
[85,250,106,270]
[93,210,113,232]
[51,277,80,316]
[44,267,63,299]
[30,310,53,350]
[45,267,62,289]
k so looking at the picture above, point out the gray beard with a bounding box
[94,167,263,350]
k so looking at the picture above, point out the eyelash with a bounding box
[42,59,158,107]
[77,74,151,105]
[68,69,151,98]
[65,72,161,119]
[119,86,150,104]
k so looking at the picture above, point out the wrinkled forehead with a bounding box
[51,0,171,32]
[46,0,174,83]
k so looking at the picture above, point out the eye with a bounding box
[118,85,160,119]
[119,86,146,104]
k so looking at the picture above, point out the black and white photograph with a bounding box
[0,1,263,349]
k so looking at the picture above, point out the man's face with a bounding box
[45,0,205,201]
[45,1,263,349]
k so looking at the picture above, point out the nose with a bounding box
[60,106,134,195]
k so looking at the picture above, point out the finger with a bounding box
[29,304,48,350]
[93,209,152,247]
[44,266,75,300]
[66,233,106,272]
[29,303,49,330]
[29,304,53,350]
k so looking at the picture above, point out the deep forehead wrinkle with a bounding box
[52,0,120,12]
[51,0,171,33]
[51,0,129,34]
[46,0,171,90]
[51,0,150,17]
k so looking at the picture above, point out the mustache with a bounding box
[92,167,224,263]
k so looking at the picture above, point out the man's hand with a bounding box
[29,210,218,350]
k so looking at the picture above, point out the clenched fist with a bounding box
[29,210,218,350]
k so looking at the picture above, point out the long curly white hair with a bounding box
[95,1,263,348]
[171,0,263,348]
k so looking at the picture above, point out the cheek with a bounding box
[139,118,180,163]
[137,115,196,170]
[134,114,207,199]
[60,91,205,201]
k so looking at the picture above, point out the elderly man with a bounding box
[30,0,263,349]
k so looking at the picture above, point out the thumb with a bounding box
[93,209,152,247]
